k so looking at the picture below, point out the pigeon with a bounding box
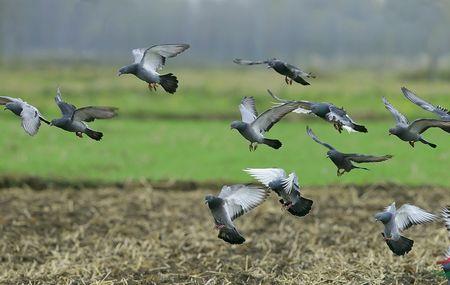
[306,126,392,176]
[204,184,268,244]
[267,90,367,133]
[382,96,450,148]
[230,96,301,151]
[244,168,313,217]
[233,58,315,85]
[50,88,118,141]
[437,206,450,284]
[374,202,437,256]
[401,87,450,121]
[0,96,50,136]
[118,44,189,94]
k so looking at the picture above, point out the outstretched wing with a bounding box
[244,168,286,188]
[233,58,268,65]
[344,154,393,163]
[306,126,335,150]
[408,118,450,134]
[382,97,409,125]
[132,48,147,63]
[20,104,41,136]
[401,87,450,119]
[55,88,76,117]
[281,172,299,195]
[72,106,118,122]
[239,97,258,124]
[141,44,190,72]
[251,101,300,133]
[0,96,16,105]
[395,204,437,231]
[266,90,312,114]
[218,184,268,221]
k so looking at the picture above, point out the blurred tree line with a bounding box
[0,0,449,70]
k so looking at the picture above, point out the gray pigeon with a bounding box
[118,44,190,94]
[0,96,50,136]
[307,126,392,176]
[230,96,301,151]
[233,58,315,85]
[382,96,450,148]
[204,184,268,244]
[437,206,450,284]
[244,168,313,217]
[374,202,437,256]
[401,87,450,121]
[50,88,118,141]
[268,90,367,133]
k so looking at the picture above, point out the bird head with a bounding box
[388,127,398,136]
[117,64,136,76]
[204,195,215,204]
[374,212,392,224]
[230,121,244,130]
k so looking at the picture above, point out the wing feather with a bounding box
[72,106,118,122]
[306,126,335,150]
[239,97,258,124]
[395,204,437,231]
[401,87,450,119]
[251,101,300,133]
[218,185,268,221]
[20,104,41,136]
[243,168,286,188]
[382,96,409,125]
[141,44,189,72]
[344,154,393,163]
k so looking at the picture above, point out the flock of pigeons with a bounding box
[0,44,449,281]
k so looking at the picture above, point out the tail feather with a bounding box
[382,233,414,256]
[352,124,368,133]
[292,76,310,85]
[288,197,313,217]
[85,128,103,141]
[263,138,282,149]
[420,138,437,148]
[159,73,179,94]
[218,227,245,244]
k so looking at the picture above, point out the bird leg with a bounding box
[214,224,225,230]
[283,202,293,209]
[409,141,415,148]
[284,76,289,85]
[253,144,258,151]
[289,78,293,85]
[75,132,83,138]
[153,84,158,91]
[383,236,393,241]
[148,83,158,91]
[249,143,253,152]
[337,169,345,176]
[333,122,343,133]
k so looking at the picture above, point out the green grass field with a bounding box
[0,64,449,186]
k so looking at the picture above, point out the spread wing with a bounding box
[243,168,286,188]
[0,96,16,105]
[141,44,189,72]
[401,87,450,119]
[239,97,258,124]
[55,88,76,117]
[251,101,300,133]
[382,96,409,125]
[266,90,312,114]
[72,106,118,122]
[306,126,335,150]
[344,154,393,163]
[395,204,437,231]
[408,118,450,134]
[218,185,268,221]
[281,172,299,195]
[20,104,41,136]
[233,58,268,65]
[443,206,450,235]
[326,105,359,132]
[132,48,147,63]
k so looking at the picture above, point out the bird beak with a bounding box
[388,133,392,136]
[267,66,272,69]
[49,122,53,126]
[3,107,7,110]
[117,72,122,76]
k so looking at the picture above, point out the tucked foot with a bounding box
[289,78,293,85]
[333,122,343,133]
[252,144,258,151]
[284,76,289,85]
[76,132,83,138]
[215,224,225,230]
[249,144,253,152]
[409,141,415,148]
[337,169,345,176]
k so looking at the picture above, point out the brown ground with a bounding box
[0,184,448,284]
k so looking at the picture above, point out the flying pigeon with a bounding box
[230,96,301,151]
[244,168,313,217]
[437,206,450,283]
[306,126,392,176]
[233,58,316,85]
[401,87,450,121]
[267,90,367,133]
[382,96,450,148]
[50,88,118,141]
[204,184,268,244]
[0,96,50,136]
[374,202,437,256]
[118,44,190,94]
